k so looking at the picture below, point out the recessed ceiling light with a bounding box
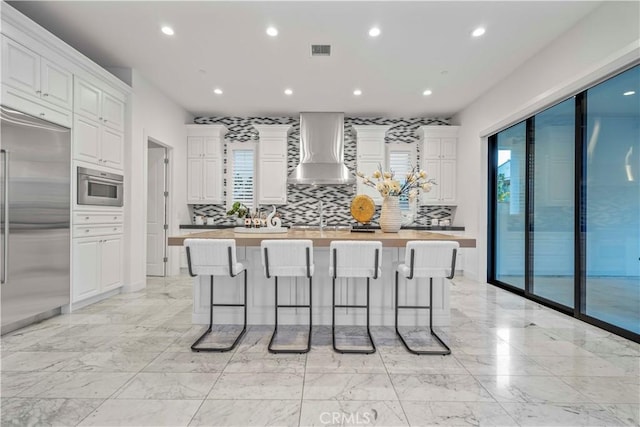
[266,27,278,37]
[353,89,362,96]
[623,90,636,96]
[369,27,381,37]
[284,88,293,95]
[161,26,174,36]
[213,88,223,95]
[423,89,433,96]
[471,27,486,37]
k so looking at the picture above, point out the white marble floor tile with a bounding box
[208,372,304,400]
[391,374,495,402]
[18,371,134,399]
[530,355,630,377]
[381,352,468,375]
[225,351,307,374]
[303,373,398,401]
[142,351,231,373]
[500,402,626,426]
[400,401,517,426]
[0,372,53,398]
[101,335,176,353]
[454,354,551,376]
[299,400,408,427]
[560,376,640,404]
[18,334,114,352]
[60,351,159,372]
[114,372,218,400]
[78,398,202,426]
[1,351,81,372]
[476,375,592,404]
[190,399,301,427]
[306,348,387,374]
[602,404,640,426]
[0,397,104,427]
[508,340,600,357]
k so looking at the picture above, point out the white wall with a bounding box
[453,1,640,282]
[123,69,192,291]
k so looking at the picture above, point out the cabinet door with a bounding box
[187,137,204,158]
[101,236,122,292]
[203,137,221,158]
[101,92,125,131]
[100,128,124,170]
[1,36,40,96]
[72,238,101,302]
[74,78,101,122]
[357,138,385,160]
[202,158,222,203]
[187,158,203,203]
[423,138,441,159]
[259,138,286,158]
[258,157,287,204]
[440,160,457,203]
[73,115,101,163]
[40,58,72,110]
[422,159,441,203]
[357,159,383,204]
[441,138,457,159]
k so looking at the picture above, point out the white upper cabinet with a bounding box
[418,125,460,205]
[73,112,123,170]
[186,125,227,204]
[2,35,73,111]
[74,77,125,132]
[254,125,290,205]
[353,125,391,205]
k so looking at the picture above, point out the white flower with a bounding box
[422,182,432,191]
[419,170,426,178]
[383,171,392,179]
[372,170,381,179]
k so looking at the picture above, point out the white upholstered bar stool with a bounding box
[261,239,314,353]
[184,238,247,352]
[395,240,458,355]
[329,240,382,354]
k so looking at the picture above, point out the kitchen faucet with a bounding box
[318,200,324,231]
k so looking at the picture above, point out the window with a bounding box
[387,144,417,212]
[226,142,256,211]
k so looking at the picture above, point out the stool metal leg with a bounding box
[395,274,451,355]
[268,276,312,354]
[332,277,375,354]
[191,271,247,352]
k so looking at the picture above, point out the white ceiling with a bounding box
[8,1,602,118]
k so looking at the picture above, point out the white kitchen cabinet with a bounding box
[74,77,125,131]
[72,233,122,303]
[1,84,72,128]
[255,124,290,205]
[353,125,391,205]
[186,125,227,204]
[418,126,459,205]
[73,115,123,170]
[1,35,73,111]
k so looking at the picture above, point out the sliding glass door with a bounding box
[489,64,639,341]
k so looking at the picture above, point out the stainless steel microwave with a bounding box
[77,167,123,207]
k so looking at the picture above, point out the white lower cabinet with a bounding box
[72,233,122,302]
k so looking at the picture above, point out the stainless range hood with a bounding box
[287,112,355,185]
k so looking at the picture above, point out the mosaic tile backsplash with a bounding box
[190,116,456,226]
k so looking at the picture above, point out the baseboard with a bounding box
[122,280,145,293]
[70,288,121,312]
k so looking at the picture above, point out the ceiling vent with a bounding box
[311,44,331,56]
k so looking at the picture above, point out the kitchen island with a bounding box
[169,229,476,326]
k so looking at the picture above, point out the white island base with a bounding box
[191,247,452,327]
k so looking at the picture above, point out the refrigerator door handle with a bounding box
[1,149,7,284]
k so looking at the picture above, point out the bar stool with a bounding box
[184,238,247,352]
[329,240,381,354]
[395,240,458,355]
[261,239,314,354]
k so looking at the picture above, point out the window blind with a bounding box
[231,149,255,209]
[389,150,411,211]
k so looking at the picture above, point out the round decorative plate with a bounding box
[350,194,375,224]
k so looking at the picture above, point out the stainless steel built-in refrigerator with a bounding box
[1,106,70,334]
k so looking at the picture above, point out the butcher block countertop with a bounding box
[168,229,476,248]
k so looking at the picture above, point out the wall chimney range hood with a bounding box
[287,112,355,185]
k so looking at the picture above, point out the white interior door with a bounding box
[147,146,167,276]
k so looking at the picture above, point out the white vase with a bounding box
[380,196,402,233]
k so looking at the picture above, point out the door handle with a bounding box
[1,149,8,284]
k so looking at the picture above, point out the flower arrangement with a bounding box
[356,165,435,200]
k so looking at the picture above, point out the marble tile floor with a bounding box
[1,274,639,427]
